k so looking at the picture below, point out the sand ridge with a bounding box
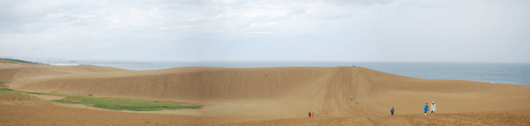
[1,63,529,125]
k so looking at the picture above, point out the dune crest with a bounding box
[2,64,529,117]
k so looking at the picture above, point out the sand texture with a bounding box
[1,63,529,125]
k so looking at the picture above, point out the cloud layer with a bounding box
[1,0,529,62]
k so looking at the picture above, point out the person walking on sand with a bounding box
[391,107,394,115]
[424,103,429,116]
[309,112,311,118]
[312,112,315,118]
[431,101,436,115]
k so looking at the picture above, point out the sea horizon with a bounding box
[47,61,530,86]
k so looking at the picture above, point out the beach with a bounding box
[1,63,529,125]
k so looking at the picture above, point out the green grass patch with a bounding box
[0,88,13,91]
[51,96,202,111]
[0,82,4,84]
[5,89,202,111]
[0,88,35,101]
[18,91,68,96]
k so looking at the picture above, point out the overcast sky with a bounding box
[1,0,529,62]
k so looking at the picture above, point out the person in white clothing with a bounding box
[431,101,436,115]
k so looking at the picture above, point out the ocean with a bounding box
[59,62,530,85]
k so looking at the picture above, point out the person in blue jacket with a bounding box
[423,103,429,116]
[391,107,394,115]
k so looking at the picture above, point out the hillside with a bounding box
[2,64,529,119]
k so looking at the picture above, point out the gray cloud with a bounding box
[0,0,529,62]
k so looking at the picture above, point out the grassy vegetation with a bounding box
[22,91,66,96]
[52,96,202,111]
[0,58,42,65]
[0,82,4,84]
[0,88,35,101]
[16,90,202,111]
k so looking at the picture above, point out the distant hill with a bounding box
[0,58,44,65]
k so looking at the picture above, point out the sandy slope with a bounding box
[1,63,529,125]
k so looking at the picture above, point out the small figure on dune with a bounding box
[431,101,436,115]
[309,112,311,118]
[424,103,429,116]
[391,107,394,115]
[350,104,352,108]
[312,112,315,118]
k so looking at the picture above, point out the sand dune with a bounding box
[1,63,529,125]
